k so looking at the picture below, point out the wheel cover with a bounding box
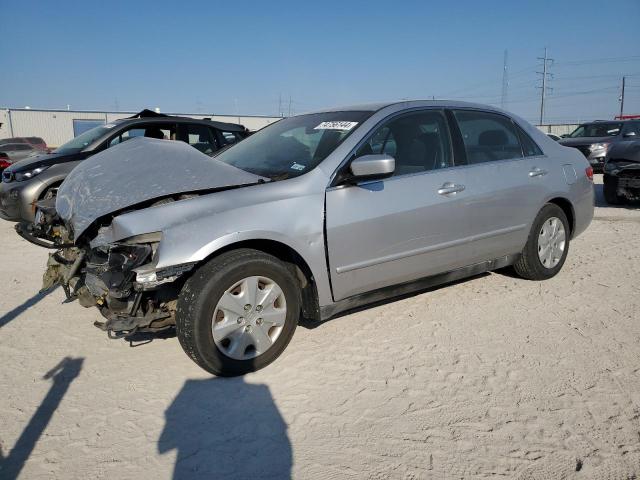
[537,216,566,269]
[212,276,287,361]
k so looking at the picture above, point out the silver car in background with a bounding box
[28,100,594,376]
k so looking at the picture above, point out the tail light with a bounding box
[0,159,10,170]
[585,166,594,181]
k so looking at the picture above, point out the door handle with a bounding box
[529,167,548,177]
[437,182,466,195]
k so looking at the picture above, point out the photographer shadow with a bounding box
[159,377,291,480]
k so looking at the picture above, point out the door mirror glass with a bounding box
[350,154,395,180]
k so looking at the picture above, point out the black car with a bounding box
[0,110,249,222]
[559,120,640,172]
[603,140,640,205]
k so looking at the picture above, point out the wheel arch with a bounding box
[197,238,321,322]
[546,197,575,237]
[38,179,63,200]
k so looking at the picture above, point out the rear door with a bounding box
[446,109,547,262]
[325,109,478,301]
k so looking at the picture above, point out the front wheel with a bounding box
[176,249,300,376]
[513,204,570,280]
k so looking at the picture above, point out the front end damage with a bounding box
[14,137,267,341]
[605,161,640,202]
[19,199,195,340]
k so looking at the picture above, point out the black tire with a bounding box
[603,175,623,205]
[176,249,300,376]
[513,204,570,281]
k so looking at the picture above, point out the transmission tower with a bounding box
[536,47,554,125]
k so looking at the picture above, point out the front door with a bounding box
[325,109,477,301]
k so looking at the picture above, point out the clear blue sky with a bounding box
[1,0,639,124]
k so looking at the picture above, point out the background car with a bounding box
[559,119,640,172]
[0,152,11,173]
[0,136,48,151]
[546,133,561,141]
[0,142,40,162]
[0,110,249,222]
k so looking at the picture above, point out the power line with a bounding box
[554,55,640,67]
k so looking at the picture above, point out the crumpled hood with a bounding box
[56,137,265,240]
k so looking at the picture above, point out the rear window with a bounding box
[515,125,543,157]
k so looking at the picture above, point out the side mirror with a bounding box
[561,134,569,138]
[350,154,395,180]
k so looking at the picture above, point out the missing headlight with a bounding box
[134,262,197,290]
[109,244,153,271]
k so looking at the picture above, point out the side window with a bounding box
[453,110,524,164]
[356,110,452,176]
[181,124,218,155]
[515,124,543,157]
[625,122,640,136]
[108,126,172,147]
[359,126,397,157]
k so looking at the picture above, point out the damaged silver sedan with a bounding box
[19,101,594,376]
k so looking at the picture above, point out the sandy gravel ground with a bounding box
[1,176,639,479]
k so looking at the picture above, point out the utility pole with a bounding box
[288,96,292,117]
[501,49,509,109]
[619,76,626,118]
[278,94,282,117]
[536,48,554,125]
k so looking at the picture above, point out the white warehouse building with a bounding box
[0,108,281,148]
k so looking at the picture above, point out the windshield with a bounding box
[214,111,373,179]
[569,122,623,138]
[54,124,115,154]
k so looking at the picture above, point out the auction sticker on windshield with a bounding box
[314,121,358,131]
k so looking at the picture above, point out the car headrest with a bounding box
[145,128,165,139]
[479,129,508,146]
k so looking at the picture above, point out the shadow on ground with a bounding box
[0,357,84,480]
[0,287,58,329]
[159,377,291,480]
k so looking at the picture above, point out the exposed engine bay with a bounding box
[17,196,197,340]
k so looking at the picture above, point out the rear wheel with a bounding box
[603,175,623,205]
[176,249,300,376]
[514,204,570,280]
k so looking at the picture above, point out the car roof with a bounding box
[579,119,634,125]
[0,142,35,148]
[305,99,508,115]
[111,116,247,132]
